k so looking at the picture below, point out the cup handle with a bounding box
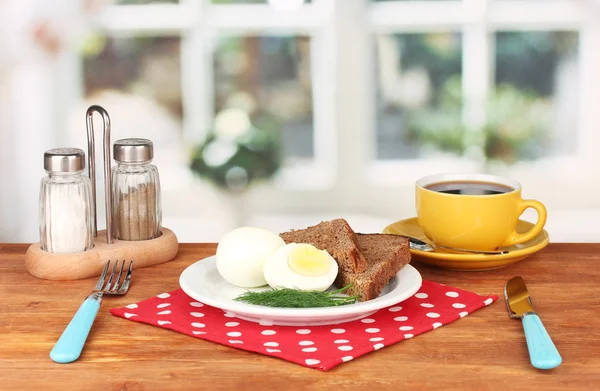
[501,199,547,247]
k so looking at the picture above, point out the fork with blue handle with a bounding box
[50,260,133,364]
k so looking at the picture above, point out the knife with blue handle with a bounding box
[504,276,562,370]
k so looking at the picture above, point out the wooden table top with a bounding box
[1,242,599,390]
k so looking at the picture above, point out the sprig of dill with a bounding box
[234,284,360,308]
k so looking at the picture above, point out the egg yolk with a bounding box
[287,244,332,276]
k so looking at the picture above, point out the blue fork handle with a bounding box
[50,295,102,364]
[522,313,562,370]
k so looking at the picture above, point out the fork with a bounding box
[50,260,133,364]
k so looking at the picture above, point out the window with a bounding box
[84,36,183,123]
[57,0,600,241]
[375,33,463,160]
[494,31,579,160]
[213,35,314,161]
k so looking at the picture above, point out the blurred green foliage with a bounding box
[496,32,578,97]
[483,84,552,164]
[398,33,462,104]
[396,31,576,163]
[405,76,552,164]
[189,109,282,191]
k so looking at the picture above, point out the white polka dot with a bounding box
[361,318,376,323]
[341,356,353,362]
[446,291,459,298]
[459,311,469,318]
[190,312,205,317]
[261,330,276,336]
[432,322,443,329]
[302,347,318,352]
[263,342,279,347]
[158,320,171,325]
[125,304,138,309]
[404,334,414,339]
[369,337,384,342]
[225,322,239,327]
[426,312,440,318]
[190,302,204,307]
[415,293,428,299]
[373,343,384,350]
[420,303,434,308]
[484,298,494,306]
[192,331,206,335]
[299,341,314,346]
[124,313,137,319]
[229,340,243,344]
[394,316,408,322]
[296,329,311,335]
[266,348,280,353]
[365,328,380,333]
[157,293,170,299]
[223,312,236,318]
[259,320,274,326]
[399,326,414,331]
[452,303,466,309]
[338,346,353,351]
[191,322,205,328]
[226,331,242,337]
[305,359,320,366]
[331,328,346,334]
[388,306,402,312]
[157,310,171,315]
[334,339,349,344]
[157,303,171,308]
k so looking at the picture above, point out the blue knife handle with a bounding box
[522,313,562,370]
[50,295,102,364]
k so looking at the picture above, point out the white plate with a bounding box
[179,256,423,326]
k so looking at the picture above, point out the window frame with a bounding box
[60,0,600,217]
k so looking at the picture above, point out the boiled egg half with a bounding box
[263,243,338,292]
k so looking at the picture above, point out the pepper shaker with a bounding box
[39,148,94,253]
[112,138,162,241]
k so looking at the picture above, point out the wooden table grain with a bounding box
[1,243,599,391]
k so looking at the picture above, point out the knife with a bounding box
[504,276,562,370]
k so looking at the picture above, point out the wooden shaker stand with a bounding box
[24,105,179,281]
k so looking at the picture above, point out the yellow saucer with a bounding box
[382,217,550,271]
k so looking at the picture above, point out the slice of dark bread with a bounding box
[280,219,368,273]
[336,233,411,302]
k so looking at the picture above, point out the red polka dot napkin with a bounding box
[110,280,497,371]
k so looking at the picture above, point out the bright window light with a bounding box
[268,0,305,11]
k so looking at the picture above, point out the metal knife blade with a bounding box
[505,276,536,318]
[504,276,562,370]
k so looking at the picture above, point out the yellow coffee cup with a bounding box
[415,173,547,251]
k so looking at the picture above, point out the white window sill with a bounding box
[163,208,600,244]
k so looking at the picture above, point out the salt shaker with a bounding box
[112,138,162,241]
[39,148,94,253]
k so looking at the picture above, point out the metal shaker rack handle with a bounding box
[85,105,113,244]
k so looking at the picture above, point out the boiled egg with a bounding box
[216,226,286,288]
[263,243,339,292]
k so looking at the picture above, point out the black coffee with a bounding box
[425,181,514,195]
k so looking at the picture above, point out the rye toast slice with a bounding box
[279,218,368,273]
[336,233,411,302]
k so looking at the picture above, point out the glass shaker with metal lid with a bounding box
[112,138,162,241]
[39,148,94,253]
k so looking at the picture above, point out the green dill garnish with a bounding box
[234,284,359,308]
